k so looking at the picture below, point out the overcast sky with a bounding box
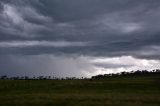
[0,0,160,78]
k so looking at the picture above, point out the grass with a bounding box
[0,74,160,106]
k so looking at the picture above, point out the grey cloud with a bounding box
[0,55,95,77]
[94,63,132,69]
[0,40,90,48]
[0,1,53,38]
[0,0,160,77]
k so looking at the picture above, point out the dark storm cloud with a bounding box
[0,0,160,60]
[0,0,160,77]
[0,55,95,77]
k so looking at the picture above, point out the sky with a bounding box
[0,0,160,78]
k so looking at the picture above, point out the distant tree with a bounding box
[156,69,160,72]
[48,76,51,79]
[24,76,29,80]
[0,75,8,79]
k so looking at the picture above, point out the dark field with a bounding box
[0,75,160,106]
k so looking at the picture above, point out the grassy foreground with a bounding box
[0,75,160,106]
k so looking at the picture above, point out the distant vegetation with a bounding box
[1,69,160,80]
[0,69,160,106]
[91,69,160,79]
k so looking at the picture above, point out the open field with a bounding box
[0,74,160,106]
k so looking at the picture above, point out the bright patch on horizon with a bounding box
[83,56,160,77]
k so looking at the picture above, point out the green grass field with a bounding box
[0,75,160,106]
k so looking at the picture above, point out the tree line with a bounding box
[91,69,160,79]
[0,75,88,80]
[0,69,160,80]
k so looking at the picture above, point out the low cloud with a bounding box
[0,55,159,78]
[0,40,90,48]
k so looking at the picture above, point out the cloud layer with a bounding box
[0,0,160,77]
